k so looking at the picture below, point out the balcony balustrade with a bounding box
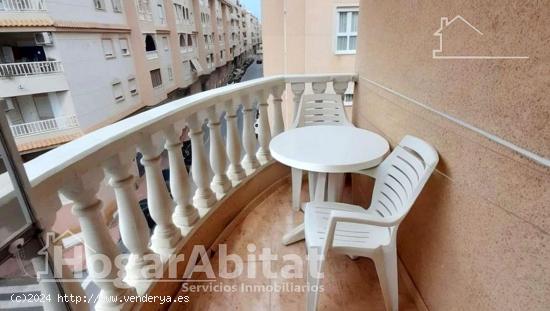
[0,0,46,11]
[0,61,63,77]
[0,73,356,310]
[10,115,79,137]
[145,50,159,60]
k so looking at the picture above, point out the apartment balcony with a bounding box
[10,115,79,138]
[0,0,50,26]
[10,115,82,152]
[0,74,365,310]
[0,0,46,12]
[0,61,69,97]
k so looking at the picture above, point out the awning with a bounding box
[190,58,204,75]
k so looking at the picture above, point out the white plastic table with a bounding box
[269,125,390,245]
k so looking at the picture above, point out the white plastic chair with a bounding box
[290,93,353,209]
[304,135,439,311]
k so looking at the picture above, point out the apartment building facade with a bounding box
[0,0,260,155]
[262,0,357,124]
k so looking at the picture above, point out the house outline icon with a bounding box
[35,230,96,276]
[432,15,528,59]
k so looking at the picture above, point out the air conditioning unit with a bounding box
[34,32,54,46]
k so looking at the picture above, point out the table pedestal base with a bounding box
[283,173,344,246]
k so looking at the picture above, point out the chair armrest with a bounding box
[354,167,378,178]
[322,210,398,253]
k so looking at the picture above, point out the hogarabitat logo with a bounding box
[28,232,325,291]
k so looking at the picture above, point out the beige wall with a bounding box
[353,0,549,310]
[262,0,358,75]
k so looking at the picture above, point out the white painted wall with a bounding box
[52,32,140,130]
[46,0,128,25]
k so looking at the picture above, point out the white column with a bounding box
[225,99,246,183]
[163,124,200,233]
[187,113,217,209]
[271,85,285,136]
[59,169,134,310]
[290,82,305,123]
[255,89,272,164]
[102,150,155,283]
[241,94,260,173]
[207,106,232,196]
[138,134,182,257]
[312,81,327,94]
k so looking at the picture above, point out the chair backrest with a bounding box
[291,93,352,128]
[369,135,439,225]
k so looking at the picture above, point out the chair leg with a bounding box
[373,249,399,311]
[308,171,317,201]
[306,247,325,311]
[291,168,303,211]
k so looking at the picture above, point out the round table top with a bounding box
[269,125,390,173]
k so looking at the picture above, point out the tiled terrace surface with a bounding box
[169,180,418,311]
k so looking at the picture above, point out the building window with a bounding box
[111,0,122,12]
[150,69,162,88]
[179,34,187,50]
[112,81,125,102]
[145,34,157,51]
[157,0,165,23]
[102,39,115,58]
[335,7,358,54]
[188,34,194,50]
[119,38,130,55]
[162,36,169,51]
[174,3,183,23]
[94,0,105,10]
[128,77,138,95]
[167,67,173,81]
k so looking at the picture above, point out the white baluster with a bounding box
[102,150,155,285]
[255,89,272,164]
[225,99,246,183]
[290,82,305,123]
[187,113,217,210]
[59,169,135,309]
[207,106,232,196]
[312,81,327,94]
[138,134,181,257]
[333,78,349,101]
[241,94,260,173]
[271,85,285,136]
[163,123,200,233]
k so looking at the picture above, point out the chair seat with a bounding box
[304,202,391,251]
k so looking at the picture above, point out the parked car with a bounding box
[256,59,263,64]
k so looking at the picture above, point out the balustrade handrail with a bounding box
[0,73,357,310]
[0,73,357,202]
[0,61,63,77]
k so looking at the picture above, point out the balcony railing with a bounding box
[0,73,356,310]
[0,0,46,11]
[0,61,63,77]
[10,115,79,137]
[145,50,159,59]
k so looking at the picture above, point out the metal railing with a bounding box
[0,61,63,77]
[10,115,79,137]
[0,0,46,11]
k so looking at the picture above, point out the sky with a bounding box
[239,0,261,21]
